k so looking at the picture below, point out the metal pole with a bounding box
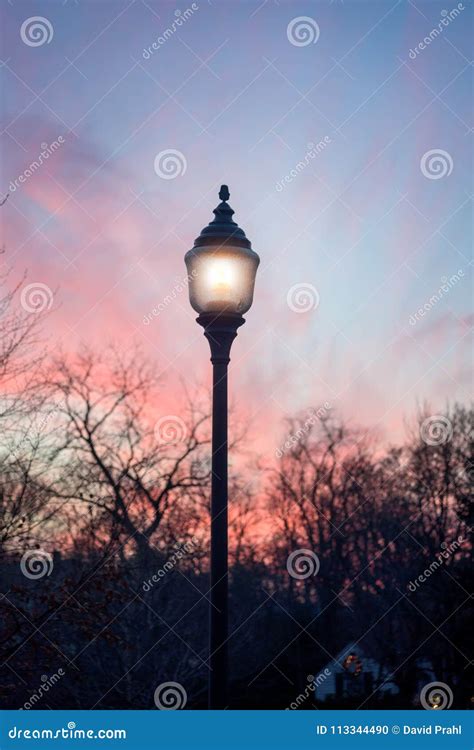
[209,357,228,709]
[197,313,245,710]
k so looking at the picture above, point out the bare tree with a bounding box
[44,347,213,558]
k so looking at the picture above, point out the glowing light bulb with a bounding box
[205,260,237,311]
[208,260,233,294]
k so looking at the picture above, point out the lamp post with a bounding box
[185,185,259,709]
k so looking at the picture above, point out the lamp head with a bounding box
[184,186,260,317]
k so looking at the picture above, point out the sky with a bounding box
[1,0,472,454]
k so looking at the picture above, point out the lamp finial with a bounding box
[192,184,251,248]
[219,185,230,202]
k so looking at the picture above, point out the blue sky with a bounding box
[1,0,472,448]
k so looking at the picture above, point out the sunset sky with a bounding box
[1,0,472,452]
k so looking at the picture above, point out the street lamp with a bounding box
[185,185,259,709]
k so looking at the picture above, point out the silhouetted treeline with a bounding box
[0,272,472,709]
